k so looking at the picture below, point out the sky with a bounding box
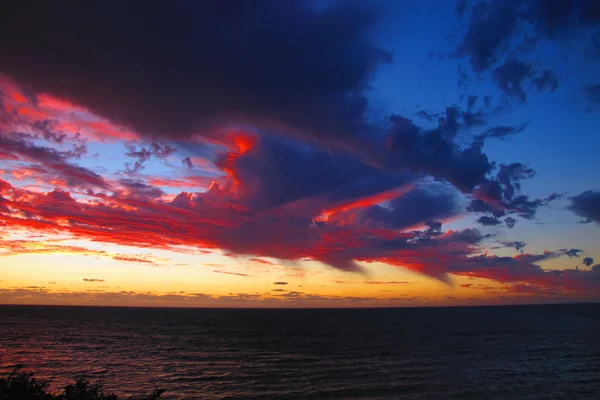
[0,0,599,308]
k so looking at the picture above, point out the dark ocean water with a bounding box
[0,304,599,399]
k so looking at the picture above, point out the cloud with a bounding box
[492,57,533,102]
[124,141,176,175]
[492,57,559,102]
[112,255,156,265]
[562,248,583,258]
[0,133,108,189]
[359,184,459,230]
[0,239,107,258]
[228,135,413,213]
[502,240,527,254]
[533,70,559,92]
[0,179,521,286]
[273,282,289,285]
[477,123,529,141]
[504,216,517,228]
[382,115,496,193]
[83,278,104,282]
[584,84,600,104]
[0,237,165,266]
[118,179,164,200]
[0,2,535,207]
[468,163,561,225]
[249,258,276,265]
[213,270,251,277]
[0,1,390,145]
[477,216,503,226]
[456,0,599,101]
[0,287,414,308]
[457,0,520,73]
[182,157,193,169]
[0,2,597,300]
[568,190,600,224]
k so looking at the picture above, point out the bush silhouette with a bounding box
[0,366,164,400]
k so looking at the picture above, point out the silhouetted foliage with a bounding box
[0,366,164,400]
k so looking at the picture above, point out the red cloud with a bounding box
[249,258,276,265]
[318,185,415,222]
[0,76,139,142]
[147,176,216,190]
[1,178,598,295]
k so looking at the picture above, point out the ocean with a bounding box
[0,304,598,399]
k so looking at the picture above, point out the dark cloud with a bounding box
[583,84,600,104]
[83,278,105,283]
[477,122,529,142]
[502,240,527,254]
[384,115,495,193]
[31,119,68,144]
[528,0,600,35]
[580,0,600,24]
[466,95,478,109]
[528,0,578,35]
[533,70,559,92]
[468,199,504,217]
[182,157,193,169]
[125,141,176,175]
[467,163,560,224]
[457,0,520,72]
[425,220,443,235]
[0,0,390,145]
[461,110,487,128]
[456,0,600,101]
[583,257,594,267]
[496,163,536,201]
[118,178,164,200]
[231,135,413,213]
[273,282,289,285]
[444,228,491,244]
[0,0,535,206]
[441,106,462,137]
[360,185,459,230]
[505,216,517,228]
[562,248,583,258]
[492,57,558,102]
[456,0,468,16]
[415,110,439,122]
[492,57,533,102]
[568,190,600,224]
[477,216,503,226]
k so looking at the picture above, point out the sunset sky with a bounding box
[0,0,599,307]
